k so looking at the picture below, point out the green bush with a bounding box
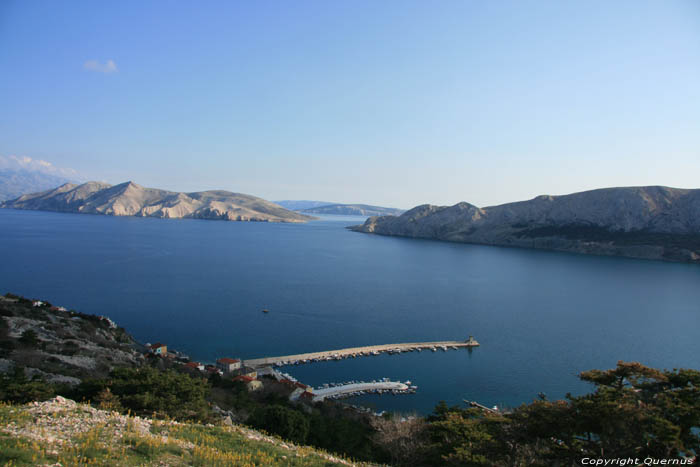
[0,367,56,403]
[18,329,39,347]
[75,366,211,421]
[249,405,311,444]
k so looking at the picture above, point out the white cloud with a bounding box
[0,155,82,179]
[83,59,118,74]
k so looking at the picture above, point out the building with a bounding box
[205,365,223,376]
[235,366,257,379]
[184,362,204,371]
[233,375,263,392]
[148,343,167,355]
[216,357,242,373]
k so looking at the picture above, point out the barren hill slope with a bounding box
[1,181,315,223]
[351,186,700,263]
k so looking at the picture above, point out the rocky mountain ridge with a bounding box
[350,186,700,263]
[1,181,315,223]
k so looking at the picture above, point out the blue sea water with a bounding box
[1,208,699,414]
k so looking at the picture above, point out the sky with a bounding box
[1,1,699,208]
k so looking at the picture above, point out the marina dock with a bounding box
[244,337,479,368]
[311,381,412,401]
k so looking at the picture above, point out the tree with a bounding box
[0,366,56,403]
[74,366,210,420]
[18,329,39,347]
[418,362,700,465]
[249,405,311,444]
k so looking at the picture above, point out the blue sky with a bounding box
[1,1,699,208]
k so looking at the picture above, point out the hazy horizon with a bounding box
[2,1,699,208]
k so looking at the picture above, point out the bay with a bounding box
[1,208,699,414]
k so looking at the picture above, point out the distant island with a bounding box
[301,204,405,217]
[274,200,336,211]
[350,186,700,263]
[276,200,404,217]
[1,181,315,223]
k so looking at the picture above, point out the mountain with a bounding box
[0,155,82,201]
[274,200,336,211]
[301,203,405,217]
[1,181,315,223]
[350,186,700,263]
[0,169,76,201]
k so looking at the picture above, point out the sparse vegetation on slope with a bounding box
[0,396,362,466]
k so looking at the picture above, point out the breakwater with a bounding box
[244,338,479,368]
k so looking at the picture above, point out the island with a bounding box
[350,186,700,263]
[1,181,316,223]
[301,203,405,217]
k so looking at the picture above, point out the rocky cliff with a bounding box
[1,181,315,223]
[350,186,700,263]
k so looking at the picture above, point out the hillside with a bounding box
[0,295,142,384]
[302,204,405,217]
[0,396,358,466]
[0,293,391,463]
[351,186,700,263]
[1,181,315,223]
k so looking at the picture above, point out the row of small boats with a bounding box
[273,345,462,367]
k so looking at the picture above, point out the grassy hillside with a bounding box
[0,396,366,466]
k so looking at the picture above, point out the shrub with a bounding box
[249,405,311,444]
[18,329,39,347]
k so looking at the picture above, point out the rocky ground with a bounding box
[0,295,144,384]
[0,396,364,466]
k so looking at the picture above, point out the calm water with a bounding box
[1,208,699,414]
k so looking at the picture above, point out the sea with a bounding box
[1,208,699,414]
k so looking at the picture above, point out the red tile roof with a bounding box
[184,362,200,368]
[216,358,240,364]
[233,375,255,383]
[149,343,165,349]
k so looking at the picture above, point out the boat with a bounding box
[262,309,269,313]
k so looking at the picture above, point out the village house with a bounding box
[184,361,204,371]
[148,343,167,355]
[288,385,314,401]
[216,357,241,373]
[234,366,257,379]
[232,375,263,392]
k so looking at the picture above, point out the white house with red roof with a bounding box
[216,357,241,373]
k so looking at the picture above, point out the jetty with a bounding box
[311,380,413,401]
[244,337,479,368]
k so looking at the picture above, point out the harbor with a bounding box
[244,337,479,368]
[310,379,416,402]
